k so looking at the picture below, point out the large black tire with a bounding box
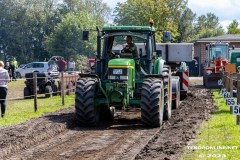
[162,65,172,120]
[172,80,180,109]
[16,72,21,79]
[141,78,164,127]
[53,84,58,96]
[45,85,53,98]
[75,77,99,126]
[24,87,31,99]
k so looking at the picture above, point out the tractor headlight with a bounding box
[206,70,212,74]
[113,69,123,75]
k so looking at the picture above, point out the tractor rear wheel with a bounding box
[141,78,164,127]
[45,85,53,98]
[24,87,31,99]
[75,77,99,126]
[162,65,172,120]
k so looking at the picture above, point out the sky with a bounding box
[102,0,240,31]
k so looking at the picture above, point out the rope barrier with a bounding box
[3,87,77,101]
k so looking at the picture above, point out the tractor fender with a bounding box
[171,76,180,93]
[159,59,165,75]
[153,57,165,75]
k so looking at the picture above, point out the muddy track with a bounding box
[0,78,217,160]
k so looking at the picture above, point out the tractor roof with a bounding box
[102,26,155,32]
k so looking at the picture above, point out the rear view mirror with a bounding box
[82,31,89,41]
[163,31,171,42]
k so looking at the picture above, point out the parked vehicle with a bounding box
[18,64,27,68]
[16,62,59,78]
[24,72,58,98]
[203,42,236,88]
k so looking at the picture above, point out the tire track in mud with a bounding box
[3,110,160,160]
[0,79,217,160]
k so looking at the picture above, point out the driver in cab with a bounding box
[122,35,139,59]
[122,35,141,78]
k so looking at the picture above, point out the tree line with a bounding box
[0,0,239,65]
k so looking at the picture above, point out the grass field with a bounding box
[0,80,75,127]
[183,91,240,159]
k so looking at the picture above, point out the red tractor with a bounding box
[203,42,229,88]
[87,58,95,73]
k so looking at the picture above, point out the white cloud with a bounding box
[188,0,240,21]
[188,0,240,31]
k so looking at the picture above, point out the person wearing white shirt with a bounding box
[68,58,76,71]
[0,61,10,118]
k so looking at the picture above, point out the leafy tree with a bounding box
[0,0,60,63]
[194,13,225,39]
[177,7,196,42]
[227,20,240,34]
[45,11,97,59]
[60,0,111,26]
[113,0,188,42]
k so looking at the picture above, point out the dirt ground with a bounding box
[0,77,217,160]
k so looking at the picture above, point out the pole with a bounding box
[33,72,38,112]
[61,71,65,106]
[237,74,240,125]
[224,71,228,90]
[230,73,235,97]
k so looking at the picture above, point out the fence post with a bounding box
[237,74,240,125]
[61,71,65,106]
[230,73,235,97]
[33,72,38,112]
[224,71,228,90]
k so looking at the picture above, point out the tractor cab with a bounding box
[97,27,156,80]
[206,43,229,67]
[203,42,230,88]
[96,26,156,108]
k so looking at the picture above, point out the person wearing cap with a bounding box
[0,61,10,118]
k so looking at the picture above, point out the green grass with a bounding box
[0,80,75,127]
[182,91,240,160]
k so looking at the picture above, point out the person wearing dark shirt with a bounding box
[57,57,66,72]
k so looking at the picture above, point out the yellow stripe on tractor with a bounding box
[108,66,135,69]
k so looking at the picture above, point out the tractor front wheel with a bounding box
[141,78,164,127]
[75,77,99,126]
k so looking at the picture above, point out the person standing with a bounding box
[12,57,18,80]
[0,61,10,118]
[57,57,66,72]
[4,62,12,81]
[68,58,76,71]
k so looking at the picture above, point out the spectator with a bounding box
[68,58,76,71]
[9,61,16,81]
[57,57,66,72]
[0,61,10,118]
[11,57,18,80]
[4,62,12,81]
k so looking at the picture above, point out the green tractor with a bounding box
[75,23,192,127]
